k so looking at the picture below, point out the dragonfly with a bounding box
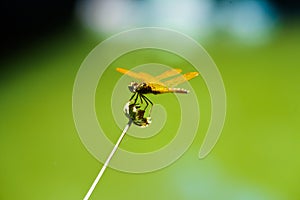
[116,67,199,109]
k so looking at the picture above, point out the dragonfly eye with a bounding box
[128,82,139,93]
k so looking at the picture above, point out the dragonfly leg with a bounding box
[141,94,154,112]
[129,93,140,105]
[141,94,153,106]
[129,93,137,101]
[134,93,139,105]
[140,95,149,109]
[139,94,143,104]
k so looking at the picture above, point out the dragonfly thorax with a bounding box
[128,82,151,94]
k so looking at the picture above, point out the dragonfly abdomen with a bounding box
[168,88,189,94]
[136,83,189,94]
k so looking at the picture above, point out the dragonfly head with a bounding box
[128,82,139,93]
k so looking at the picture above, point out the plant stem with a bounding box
[83,120,133,200]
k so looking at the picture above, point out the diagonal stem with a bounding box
[83,120,133,200]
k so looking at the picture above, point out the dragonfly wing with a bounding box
[116,68,142,80]
[155,68,182,80]
[137,72,160,83]
[162,72,199,87]
[116,68,156,82]
[116,67,199,87]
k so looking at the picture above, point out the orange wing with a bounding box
[116,67,199,87]
[117,67,162,83]
[155,68,182,80]
[162,72,199,87]
[116,67,182,84]
[116,68,152,82]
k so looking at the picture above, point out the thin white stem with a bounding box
[83,120,133,200]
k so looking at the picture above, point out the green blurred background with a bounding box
[1,0,299,199]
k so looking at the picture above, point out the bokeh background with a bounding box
[1,0,300,199]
